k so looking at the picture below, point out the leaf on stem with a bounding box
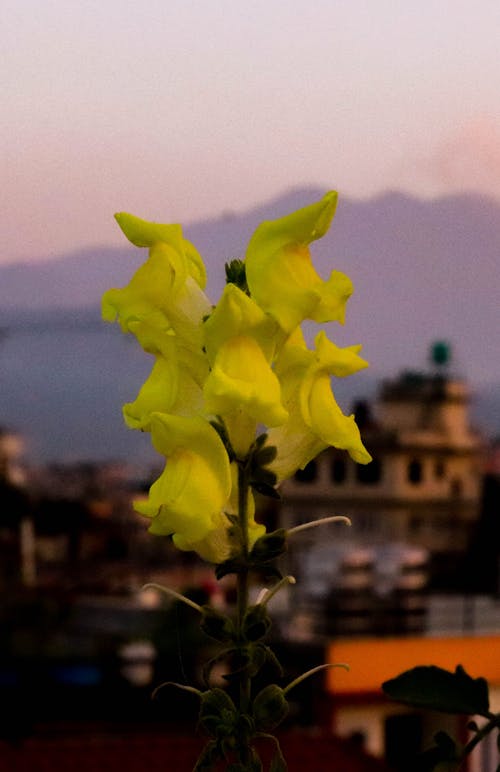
[382,665,490,717]
[249,530,287,563]
[198,688,239,738]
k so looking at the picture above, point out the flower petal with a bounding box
[102,241,211,349]
[123,353,204,430]
[114,212,206,288]
[135,414,231,542]
[172,511,236,564]
[245,192,348,332]
[172,463,265,563]
[203,284,279,364]
[267,332,371,480]
[204,336,288,428]
[306,374,372,464]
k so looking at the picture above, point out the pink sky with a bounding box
[2,0,500,265]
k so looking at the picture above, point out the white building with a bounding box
[279,351,486,628]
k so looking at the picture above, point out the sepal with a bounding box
[252,685,289,732]
[200,606,236,643]
[242,605,272,642]
[198,688,238,738]
[249,530,287,563]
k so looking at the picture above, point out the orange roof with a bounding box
[326,635,500,695]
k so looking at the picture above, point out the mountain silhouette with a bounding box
[0,188,498,462]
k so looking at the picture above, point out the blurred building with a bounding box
[0,426,32,586]
[0,425,26,485]
[276,345,500,770]
[1,344,498,771]
[280,343,486,635]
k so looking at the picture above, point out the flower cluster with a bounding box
[102,192,371,564]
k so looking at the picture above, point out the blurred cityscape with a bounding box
[1,340,500,771]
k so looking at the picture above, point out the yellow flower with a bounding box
[172,462,265,563]
[203,284,279,363]
[267,330,372,481]
[113,212,206,289]
[134,414,232,544]
[171,510,236,564]
[104,195,372,561]
[245,192,353,333]
[203,284,287,456]
[123,351,205,430]
[102,213,211,350]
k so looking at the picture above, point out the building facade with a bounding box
[279,363,485,632]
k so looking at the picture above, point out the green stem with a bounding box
[141,582,203,613]
[460,713,500,765]
[236,459,252,765]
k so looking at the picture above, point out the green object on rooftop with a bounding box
[431,341,451,367]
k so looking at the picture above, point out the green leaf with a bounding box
[252,444,277,466]
[209,418,236,461]
[225,259,249,294]
[382,665,490,716]
[250,481,281,499]
[250,466,278,488]
[252,433,268,450]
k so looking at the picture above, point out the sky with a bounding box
[2,0,500,265]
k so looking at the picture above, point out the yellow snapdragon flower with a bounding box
[203,284,287,456]
[173,463,265,563]
[245,192,353,333]
[102,213,211,350]
[103,193,371,564]
[135,414,232,545]
[267,330,372,481]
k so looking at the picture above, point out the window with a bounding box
[407,459,422,485]
[331,458,346,484]
[294,460,317,483]
[356,458,381,485]
[434,459,446,479]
